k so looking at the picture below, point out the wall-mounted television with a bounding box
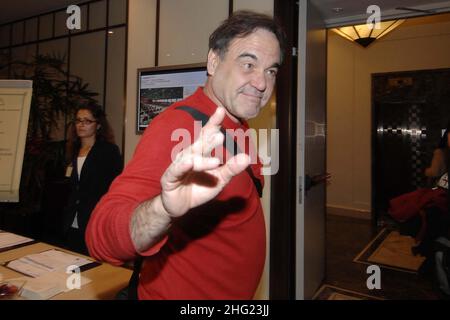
[136,63,207,133]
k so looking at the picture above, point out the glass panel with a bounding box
[70,31,105,106]
[106,27,126,151]
[12,22,24,45]
[71,5,88,34]
[55,10,69,37]
[109,0,127,26]
[0,25,11,48]
[38,39,69,69]
[233,0,273,15]
[37,39,69,141]
[39,14,53,40]
[159,0,228,65]
[0,49,10,79]
[25,18,38,43]
[369,21,392,38]
[376,20,405,39]
[332,29,354,42]
[10,45,36,78]
[89,0,107,30]
[337,26,359,40]
[354,24,372,38]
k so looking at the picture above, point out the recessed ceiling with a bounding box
[311,0,450,27]
[2,0,450,26]
[0,0,85,24]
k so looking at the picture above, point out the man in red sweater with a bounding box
[85,11,286,299]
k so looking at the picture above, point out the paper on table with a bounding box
[8,271,92,300]
[20,277,63,300]
[6,249,94,278]
[0,232,34,249]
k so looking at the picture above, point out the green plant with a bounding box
[1,53,100,210]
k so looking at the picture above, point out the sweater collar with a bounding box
[193,87,250,131]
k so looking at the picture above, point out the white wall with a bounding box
[234,0,273,15]
[158,0,228,66]
[327,15,450,218]
[125,0,274,299]
[124,0,157,162]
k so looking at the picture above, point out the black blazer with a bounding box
[63,140,123,235]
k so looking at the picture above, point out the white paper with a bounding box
[0,232,33,249]
[6,249,94,278]
[20,277,63,300]
[7,272,92,300]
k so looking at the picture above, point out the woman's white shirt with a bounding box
[71,156,87,229]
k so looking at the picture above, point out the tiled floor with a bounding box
[324,214,443,300]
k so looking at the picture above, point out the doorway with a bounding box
[271,0,327,300]
[325,13,450,299]
[372,68,450,223]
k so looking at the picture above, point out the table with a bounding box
[0,241,132,300]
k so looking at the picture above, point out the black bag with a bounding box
[115,257,143,300]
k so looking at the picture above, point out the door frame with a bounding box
[270,0,298,299]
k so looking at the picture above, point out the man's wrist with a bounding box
[153,195,173,223]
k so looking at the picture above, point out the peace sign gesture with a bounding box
[160,106,250,218]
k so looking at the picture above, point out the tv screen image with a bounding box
[137,64,207,133]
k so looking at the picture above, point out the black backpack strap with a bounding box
[175,106,263,197]
[126,256,143,300]
[245,165,263,198]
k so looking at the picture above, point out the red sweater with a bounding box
[86,88,266,299]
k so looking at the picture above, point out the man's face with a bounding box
[206,28,281,121]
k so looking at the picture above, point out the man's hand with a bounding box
[160,106,250,218]
[130,107,250,252]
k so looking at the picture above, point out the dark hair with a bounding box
[66,103,115,161]
[209,10,287,63]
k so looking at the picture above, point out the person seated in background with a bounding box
[412,124,450,256]
[62,104,123,255]
[388,125,449,248]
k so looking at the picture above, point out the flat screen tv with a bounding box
[137,63,207,133]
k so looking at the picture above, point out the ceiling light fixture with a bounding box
[332,19,405,48]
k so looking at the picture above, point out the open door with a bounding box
[296,0,327,299]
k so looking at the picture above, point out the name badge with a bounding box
[65,165,73,177]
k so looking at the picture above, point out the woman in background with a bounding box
[63,104,122,255]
